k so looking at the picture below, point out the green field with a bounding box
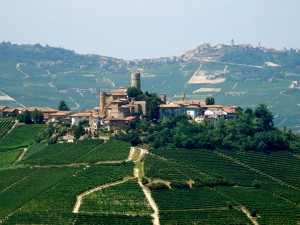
[0,124,45,151]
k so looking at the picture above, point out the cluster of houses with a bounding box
[159,92,239,126]
[0,73,240,133]
[0,105,84,126]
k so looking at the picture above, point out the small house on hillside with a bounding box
[186,105,199,119]
[3,108,19,117]
[71,112,91,126]
[24,107,58,121]
[48,111,73,123]
[0,106,8,116]
[104,116,136,131]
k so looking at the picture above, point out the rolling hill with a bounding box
[0,122,299,224]
[1,42,300,132]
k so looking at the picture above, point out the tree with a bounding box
[74,121,86,139]
[254,104,274,131]
[147,93,162,120]
[18,110,32,124]
[205,96,215,105]
[58,100,70,111]
[31,109,44,124]
[127,87,142,98]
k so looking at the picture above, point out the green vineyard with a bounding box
[0,124,45,151]
[0,124,299,224]
[0,119,15,140]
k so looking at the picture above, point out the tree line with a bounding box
[116,104,300,153]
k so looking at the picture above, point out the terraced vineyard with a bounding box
[151,148,300,224]
[0,124,45,151]
[1,135,299,224]
[0,149,22,168]
[216,186,300,225]
[80,179,152,216]
[0,119,15,139]
[0,138,153,225]
[21,139,131,165]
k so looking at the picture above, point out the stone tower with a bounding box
[99,90,106,116]
[131,72,141,90]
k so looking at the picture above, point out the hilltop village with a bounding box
[0,73,240,136]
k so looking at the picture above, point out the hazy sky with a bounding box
[1,0,300,59]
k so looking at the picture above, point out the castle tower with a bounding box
[160,93,167,104]
[131,72,141,90]
[99,90,106,117]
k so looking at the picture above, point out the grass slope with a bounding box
[0,124,45,151]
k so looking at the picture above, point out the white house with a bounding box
[204,108,227,118]
[186,105,199,119]
[71,112,91,126]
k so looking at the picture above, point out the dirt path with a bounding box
[72,177,133,213]
[13,148,27,164]
[7,121,18,134]
[138,179,160,225]
[126,147,135,162]
[241,206,259,225]
[136,148,148,162]
[134,148,160,225]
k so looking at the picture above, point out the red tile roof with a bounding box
[0,106,8,111]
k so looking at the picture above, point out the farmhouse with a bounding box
[71,112,91,126]
[48,111,73,123]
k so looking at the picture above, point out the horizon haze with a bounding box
[1,0,300,59]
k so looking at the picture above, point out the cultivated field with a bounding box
[0,134,299,224]
[0,124,45,151]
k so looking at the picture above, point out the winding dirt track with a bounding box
[134,148,160,225]
[241,206,259,225]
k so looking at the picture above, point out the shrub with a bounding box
[148,183,169,190]
[170,180,190,189]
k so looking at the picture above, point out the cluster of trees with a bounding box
[116,104,300,153]
[127,87,162,120]
[18,110,44,124]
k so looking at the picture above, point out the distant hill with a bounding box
[1,42,300,132]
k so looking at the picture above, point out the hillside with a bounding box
[0,42,300,132]
[0,123,299,224]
